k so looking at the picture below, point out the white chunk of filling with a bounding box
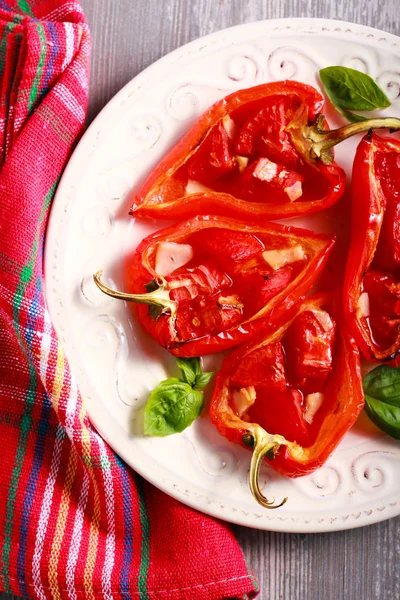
[236,155,249,172]
[304,392,324,424]
[284,180,303,202]
[232,386,256,418]
[155,242,194,277]
[217,295,244,309]
[357,292,370,318]
[309,307,334,332]
[185,180,214,195]
[253,158,278,182]
[222,115,237,140]
[262,244,306,270]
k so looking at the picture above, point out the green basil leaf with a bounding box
[176,357,201,386]
[152,377,182,390]
[335,105,367,123]
[144,379,203,436]
[364,395,400,440]
[363,365,400,440]
[144,357,214,436]
[363,365,400,407]
[193,371,214,390]
[320,66,390,112]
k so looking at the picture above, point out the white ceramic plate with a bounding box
[45,18,400,532]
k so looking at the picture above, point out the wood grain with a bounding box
[233,519,400,600]
[82,0,399,124]
[3,1,399,599]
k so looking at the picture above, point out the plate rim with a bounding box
[45,16,400,533]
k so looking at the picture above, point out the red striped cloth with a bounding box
[0,2,259,599]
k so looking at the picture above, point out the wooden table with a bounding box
[61,1,400,599]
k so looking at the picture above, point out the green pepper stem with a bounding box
[93,270,177,317]
[289,114,400,166]
[248,425,288,509]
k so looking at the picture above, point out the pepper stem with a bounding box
[289,114,400,166]
[93,270,177,320]
[248,425,288,509]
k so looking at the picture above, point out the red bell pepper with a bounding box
[344,133,400,361]
[210,292,364,508]
[94,216,335,357]
[130,81,347,220]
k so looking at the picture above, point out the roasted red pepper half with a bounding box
[344,133,400,362]
[130,81,347,220]
[94,216,335,357]
[210,292,364,508]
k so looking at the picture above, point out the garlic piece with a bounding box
[262,245,306,270]
[232,386,256,417]
[222,114,237,140]
[236,155,249,172]
[185,180,213,194]
[284,180,303,202]
[304,392,324,424]
[357,292,370,318]
[155,242,193,277]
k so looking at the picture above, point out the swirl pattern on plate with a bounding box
[46,20,400,531]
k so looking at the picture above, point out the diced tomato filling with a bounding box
[190,228,264,264]
[175,294,243,340]
[230,306,336,445]
[372,152,400,272]
[197,300,243,332]
[167,94,329,206]
[151,228,314,343]
[167,261,231,303]
[248,388,310,446]
[362,270,400,350]
[169,255,297,340]
[234,96,300,167]
[284,309,336,393]
[238,266,293,315]
[234,158,304,204]
[363,271,400,316]
[186,122,237,184]
[231,342,287,390]
[166,258,242,340]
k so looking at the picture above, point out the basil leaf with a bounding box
[144,379,204,436]
[151,377,182,390]
[193,371,214,390]
[363,365,400,440]
[144,357,214,436]
[320,66,390,112]
[336,105,367,123]
[363,365,400,407]
[364,395,400,440]
[176,357,201,386]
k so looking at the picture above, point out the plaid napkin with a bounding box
[0,2,259,599]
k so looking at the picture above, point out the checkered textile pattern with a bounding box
[0,2,259,599]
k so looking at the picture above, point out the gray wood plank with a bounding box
[233,518,400,600]
[79,1,400,599]
[82,0,399,124]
